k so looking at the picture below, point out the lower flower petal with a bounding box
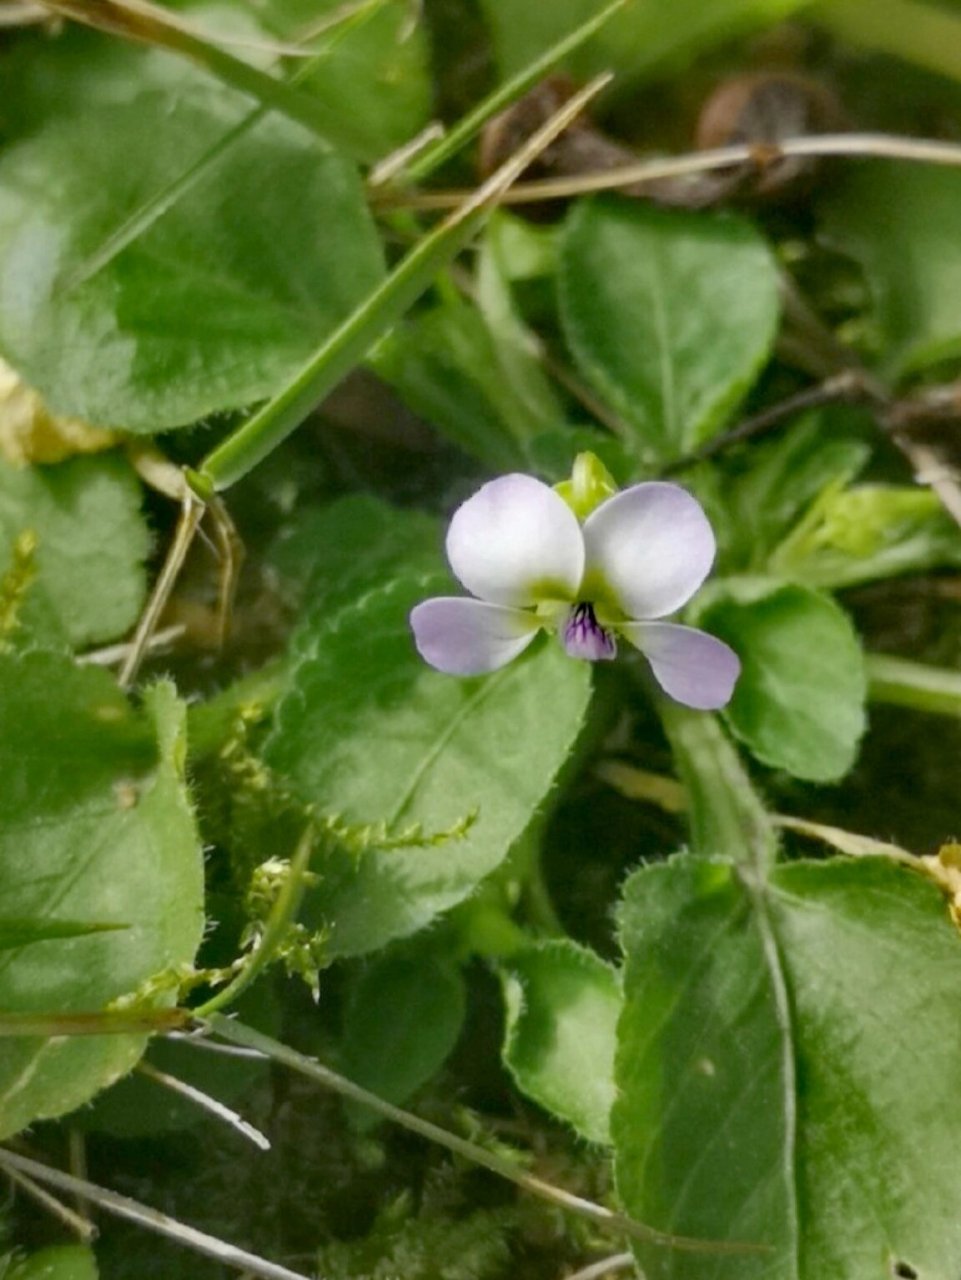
[410,597,541,676]
[619,621,740,710]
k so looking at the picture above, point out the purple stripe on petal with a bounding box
[446,474,584,608]
[410,597,541,676]
[619,621,740,710]
[582,482,715,620]
[561,603,616,662]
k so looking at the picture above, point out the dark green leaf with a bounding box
[500,940,619,1144]
[371,297,538,470]
[615,853,961,1277]
[0,658,204,1139]
[699,582,866,782]
[0,93,384,431]
[340,943,466,1130]
[820,161,961,376]
[560,199,779,466]
[0,453,148,647]
[264,571,592,958]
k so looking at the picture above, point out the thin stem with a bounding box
[194,823,317,1017]
[201,1015,766,1257]
[597,759,914,861]
[136,1061,271,1149]
[655,698,776,873]
[867,653,961,718]
[0,1150,310,1280]
[395,0,629,184]
[118,489,204,690]
[563,1253,636,1280]
[2,1162,97,1243]
[78,624,186,668]
[198,74,613,492]
[378,132,961,211]
[0,1009,191,1037]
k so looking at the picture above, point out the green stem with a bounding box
[657,698,776,872]
[196,74,611,492]
[399,0,629,183]
[0,1009,191,1037]
[813,0,961,83]
[867,653,961,717]
[194,823,316,1017]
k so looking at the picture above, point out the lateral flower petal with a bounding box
[410,597,541,676]
[446,474,584,607]
[582,482,715,620]
[619,621,740,710]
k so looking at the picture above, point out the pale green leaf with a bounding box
[8,1245,98,1280]
[500,940,619,1144]
[0,453,148,647]
[698,582,866,782]
[0,93,384,431]
[559,199,779,466]
[0,658,205,1140]
[615,853,961,1278]
[264,571,592,958]
[771,483,961,589]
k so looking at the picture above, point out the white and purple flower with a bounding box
[409,466,739,710]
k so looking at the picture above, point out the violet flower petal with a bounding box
[446,474,584,608]
[410,597,541,676]
[619,621,740,709]
[582,482,715,620]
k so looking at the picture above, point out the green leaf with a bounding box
[559,199,779,466]
[0,93,384,431]
[615,853,961,1278]
[820,161,961,377]
[340,942,466,1130]
[259,0,432,162]
[268,493,441,611]
[479,0,812,86]
[371,296,538,471]
[699,582,866,782]
[8,1245,98,1280]
[500,940,619,1144]
[721,411,871,572]
[0,657,205,1140]
[771,482,961,589]
[264,571,592,958]
[0,453,148,647]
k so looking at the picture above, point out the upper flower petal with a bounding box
[618,621,740,709]
[410,597,541,676]
[581,482,715,620]
[446,474,584,607]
